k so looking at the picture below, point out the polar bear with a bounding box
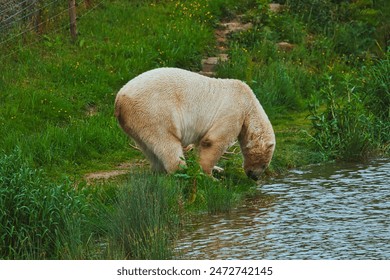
[115,67,275,180]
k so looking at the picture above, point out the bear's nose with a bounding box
[246,170,259,181]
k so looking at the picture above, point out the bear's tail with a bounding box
[114,95,125,127]
[114,95,121,118]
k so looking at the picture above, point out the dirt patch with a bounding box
[84,160,146,183]
[84,169,129,181]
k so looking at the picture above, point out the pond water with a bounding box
[175,159,390,259]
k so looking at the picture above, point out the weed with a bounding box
[361,51,390,120]
[307,74,384,161]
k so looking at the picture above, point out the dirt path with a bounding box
[199,3,290,76]
[84,160,146,183]
[200,18,253,76]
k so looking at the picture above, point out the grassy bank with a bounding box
[217,0,389,162]
[1,0,389,259]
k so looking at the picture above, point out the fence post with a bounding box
[68,0,77,42]
[34,6,42,34]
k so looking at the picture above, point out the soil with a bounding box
[84,160,146,183]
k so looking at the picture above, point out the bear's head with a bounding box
[242,139,275,181]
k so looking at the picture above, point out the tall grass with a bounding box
[0,151,179,260]
[97,173,181,259]
[0,149,92,259]
[362,52,390,120]
[308,53,390,160]
[309,76,375,160]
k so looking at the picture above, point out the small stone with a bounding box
[269,3,284,13]
[220,21,253,33]
[218,53,229,62]
[277,42,295,52]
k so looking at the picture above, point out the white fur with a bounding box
[115,68,275,179]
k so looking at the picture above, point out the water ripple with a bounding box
[176,159,390,259]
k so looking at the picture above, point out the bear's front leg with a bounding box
[198,136,230,176]
[198,119,241,176]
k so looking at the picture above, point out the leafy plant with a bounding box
[332,21,376,56]
[361,51,390,120]
[308,75,380,160]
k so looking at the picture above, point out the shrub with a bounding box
[333,21,376,56]
[308,75,383,160]
[361,51,390,120]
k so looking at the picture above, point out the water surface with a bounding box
[176,159,390,259]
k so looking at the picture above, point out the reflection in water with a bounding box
[176,159,390,259]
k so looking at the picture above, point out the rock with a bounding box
[277,42,295,52]
[218,53,229,62]
[269,3,284,13]
[220,21,253,33]
[200,54,229,77]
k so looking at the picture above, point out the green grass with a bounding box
[217,0,389,162]
[100,173,183,259]
[0,0,389,259]
[0,0,219,175]
[0,148,93,259]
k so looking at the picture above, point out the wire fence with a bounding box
[0,0,67,34]
[0,0,102,58]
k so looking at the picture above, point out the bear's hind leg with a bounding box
[134,140,166,172]
[138,134,185,174]
[152,139,186,174]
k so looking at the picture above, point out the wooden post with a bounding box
[34,6,42,34]
[68,0,77,42]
